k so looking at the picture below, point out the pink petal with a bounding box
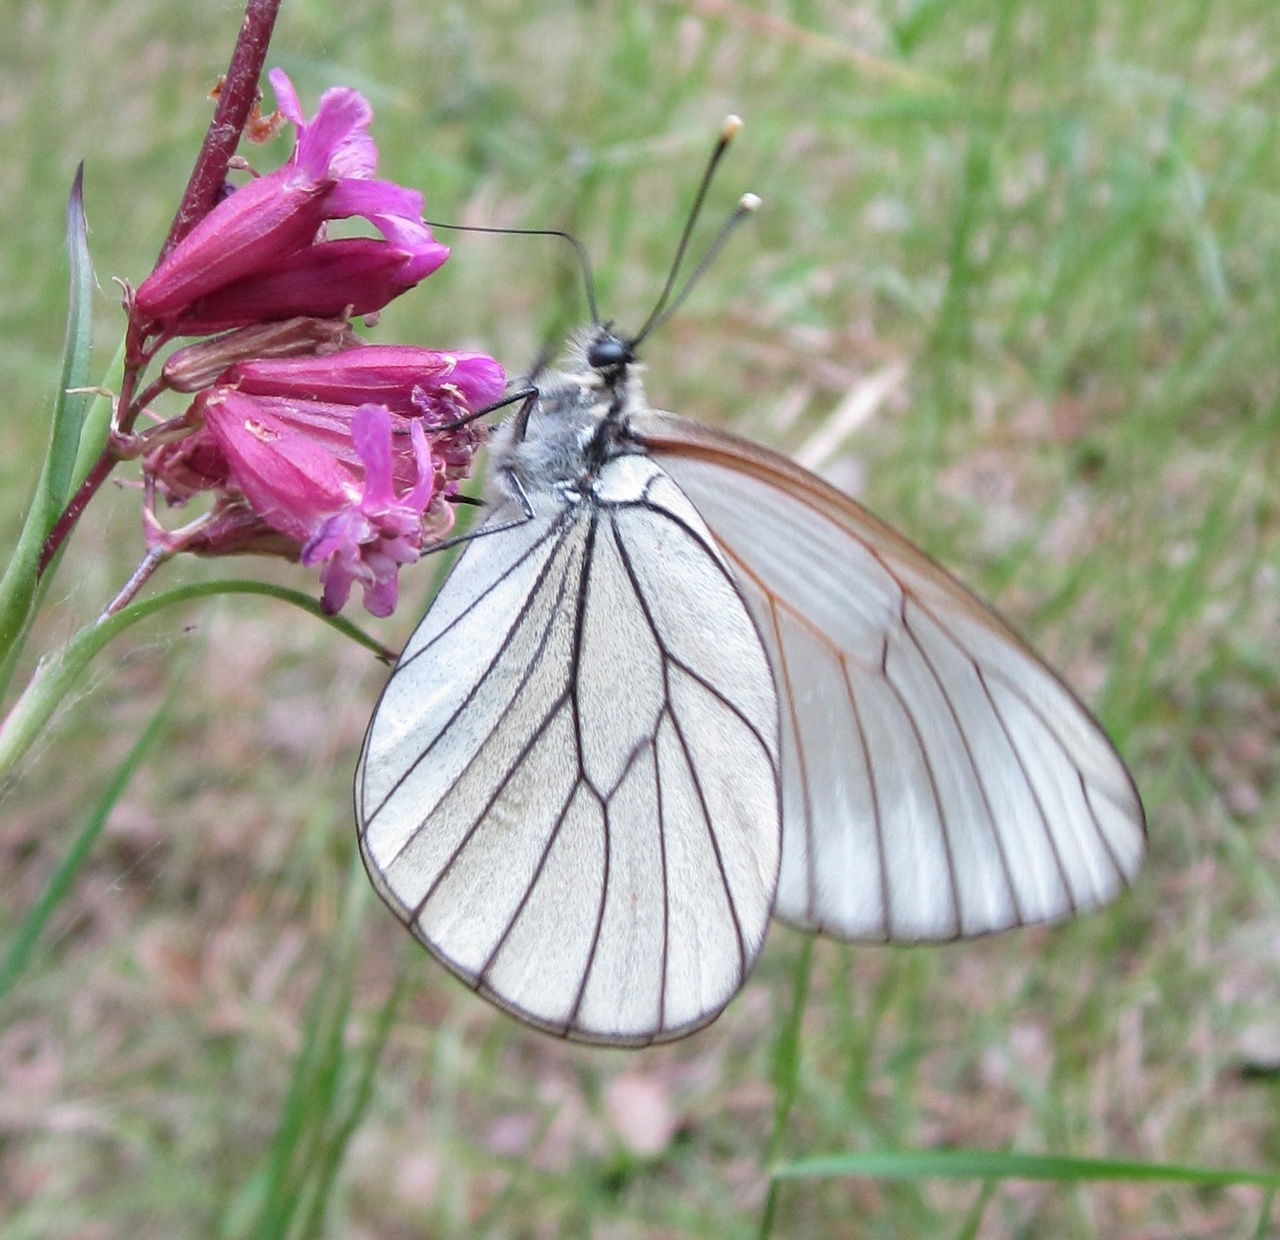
[324,178,426,225]
[232,348,499,416]
[267,68,304,126]
[351,404,395,509]
[203,389,355,541]
[135,174,327,320]
[290,84,376,183]
[174,235,447,334]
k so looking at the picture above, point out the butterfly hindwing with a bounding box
[636,410,1146,943]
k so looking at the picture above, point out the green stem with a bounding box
[758,937,814,1240]
[0,579,394,783]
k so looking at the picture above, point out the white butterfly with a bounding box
[354,320,1146,1047]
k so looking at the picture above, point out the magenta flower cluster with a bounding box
[134,69,504,616]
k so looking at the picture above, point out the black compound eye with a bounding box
[587,334,633,371]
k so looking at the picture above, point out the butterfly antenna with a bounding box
[425,220,600,325]
[631,114,745,346]
[633,192,760,346]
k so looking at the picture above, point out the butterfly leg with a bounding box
[421,473,535,558]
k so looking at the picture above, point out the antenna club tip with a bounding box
[739,192,762,213]
[722,114,744,141]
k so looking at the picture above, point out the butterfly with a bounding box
[354,126,1146,1048]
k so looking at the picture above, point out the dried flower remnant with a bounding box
[208,74,288,146]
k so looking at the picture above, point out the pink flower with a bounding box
[199,390,445,617]
[170,227,447,336]
[129,69,505,618]
[142,347,501,616]
[134,69,448,333]
[226,346,502,497]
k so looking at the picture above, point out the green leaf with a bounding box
[0,696,170,1005]
[45,163,96,515]
[0,166,97,679]
[71,335,126,495]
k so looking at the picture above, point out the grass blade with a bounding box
[45,163,96,515]
[0,696,169,1004]
[758,937,814,1239]
[771,1149,1280,1189]
[1251,1189,1276,1240]
[221,858,390,1240]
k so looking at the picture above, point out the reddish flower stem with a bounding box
[159,0,283,262]
[39,351,142,573]
[39,0,280,577]
[39,452,118,574]
[130,377,171,428]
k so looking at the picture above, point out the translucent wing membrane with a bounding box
[357,453,782,1045]
[636,411,1146,943]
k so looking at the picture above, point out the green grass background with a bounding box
[3,0,1279,1235]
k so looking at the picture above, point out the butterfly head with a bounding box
[558,323,648,426]
[584,325,636,381]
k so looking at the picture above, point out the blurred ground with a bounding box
[2,1,1279,1236]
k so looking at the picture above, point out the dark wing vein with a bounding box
[901,602,1023,926]
[396,512,565,672]
[1078,774,1128,882]
[609,508,778,772]
[974,655,1132,883]
[877,624,962,939]
[665,701,747,975]
[409,686,573,925]
[383,544,580,874]
[839,656,891,940]
[362,515,575,832]
[608,511,759,979]
[476,775,586,990]
[770,598,818,925]
[653,731,670,1032]
[873,547,1139,848]
[567,784,611,1031]
[974,663,1076,911]
[569,516,600,791]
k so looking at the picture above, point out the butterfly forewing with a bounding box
[635,410,1146,943]
[357,452,782,1045]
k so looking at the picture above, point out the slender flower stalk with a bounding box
[39,1,281,570]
